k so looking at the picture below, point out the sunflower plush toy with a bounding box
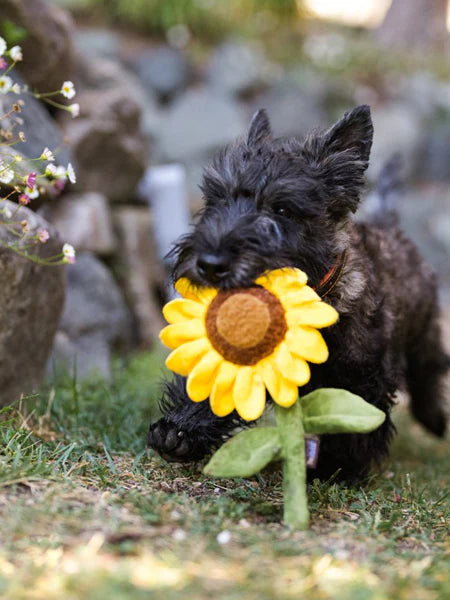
[160,268,385,530]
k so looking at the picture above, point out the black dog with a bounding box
[148,105,448,481]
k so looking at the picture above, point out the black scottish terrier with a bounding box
[148,105,448,481]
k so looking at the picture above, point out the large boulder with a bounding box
[50,253,131,380]
[132,46,191,103]
[1,0,75,92]
[250,82,326,138]
[40,192,116,256]
[113,207,166,346]
[207,41,280,98]
[156,87,247,162]
[63,57,148,202]
[1,72,72,168]
[368,103,423,181]
[0,201,66,405]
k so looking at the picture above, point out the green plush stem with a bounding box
[274,401,309,530]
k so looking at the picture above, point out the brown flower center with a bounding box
[205,287,287,366]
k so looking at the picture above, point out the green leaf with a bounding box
[301,388,386,435]
[0,21,27,46]
[203,427,281,478]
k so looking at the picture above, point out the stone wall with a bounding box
[2,0,449,387]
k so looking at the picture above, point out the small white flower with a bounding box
[66,162,76,184]
[0,75,13,94]
[11,83,21,94]
[26,186,39,199]
[63,243,75,257]
[62,243,76,264]
[61,80,76,99]
[45,163,58,177]
[55,165,67,180]
[40,147,55,162]
[0,37,6,57]
[1,206,12,219]
[216,530,231,545]
[0,169,14,184]
[9,46,23,62]
[68,103,80,118]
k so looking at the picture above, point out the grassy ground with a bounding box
[0,350,448,600]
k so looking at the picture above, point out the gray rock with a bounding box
[52,253,131,380]
[51,330,112,381]
[395,186,450,293]
[41,192,116,255]
[65,118,146,202]
[207,41,280,97]
[63,57,148,202]
[418,127,450,182]
[2,72,72,168]
[429,210,450,257]
[402,72,449,118]
[157,87,247,161]
[74,28,121,59]
[0,201,66,404]
[114,208,166,346]
[368,103,423,181]
[1,0,75,92]
[250,83,326,138]
[59,253,130,341]
[133,46,191,102]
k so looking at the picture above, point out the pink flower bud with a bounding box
[18,193,30,205]
[38,229,50,243]
[0,58,7,70]
[27,172,37,189]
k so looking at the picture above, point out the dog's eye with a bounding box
[240,189,252,199]
[272,204,289,217]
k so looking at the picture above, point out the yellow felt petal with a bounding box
[286,301,339,329]
[274,342,311,386]
[233,369,266,421]
[210,361,238,417]
[174,278,217,304]
[280,286,321,310]
[186,350,222,402]
[163,298,205,324]
[165,338,211,376]
[258,358,298,408]
[255,268,307,295]
[285,326,329,364]
[174,278,198,300]
[159,319,205,350]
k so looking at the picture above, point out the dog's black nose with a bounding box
[197,253,230,283]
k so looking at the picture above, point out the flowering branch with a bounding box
[0,35,78,265]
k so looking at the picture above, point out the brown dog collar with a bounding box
[314,250,347,298]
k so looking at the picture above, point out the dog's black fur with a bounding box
[148,105,448,481]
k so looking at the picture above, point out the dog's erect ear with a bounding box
[321,105,373,164]
[247,109,272,147]
[303,105,373,215]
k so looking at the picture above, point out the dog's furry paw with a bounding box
[148,417,207,463]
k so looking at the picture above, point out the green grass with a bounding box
[52,0,299,41]
[0,351,448,599]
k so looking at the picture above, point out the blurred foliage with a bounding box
[54,0,300,40]
[0,20,27,45]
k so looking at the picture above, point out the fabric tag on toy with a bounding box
[305,435,320,469]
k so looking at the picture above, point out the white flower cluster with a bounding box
[0,37,23,95]
[45,162,76,184]
[0,36,79,266]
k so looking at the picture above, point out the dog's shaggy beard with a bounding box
[170,199,338,290]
